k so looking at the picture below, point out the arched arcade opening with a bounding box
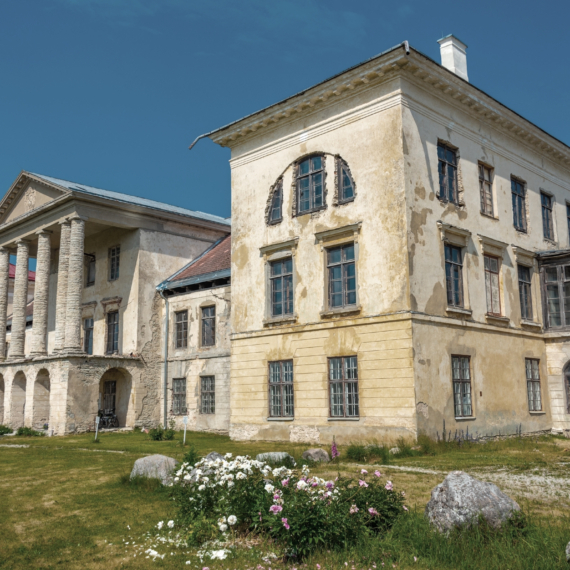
[33,369,50,430]
[98,368,132,428]
[10,371,26,428]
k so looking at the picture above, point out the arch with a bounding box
[10,371,26,428]
[0,374,4,424]
[563,362,570,415]
[99,368,132,428]
[33,369,50,430]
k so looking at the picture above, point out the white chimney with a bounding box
[437,35,468,82]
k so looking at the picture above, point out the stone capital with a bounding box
[35,229,53,236]
[68,215,89,222]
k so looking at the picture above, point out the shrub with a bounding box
[163,429,175,441]
[183,445,201,466]
[170,455,406,557]
[345,443,368,462]
[0,425,12,435]
[149,425,166,441]
[16,427,44,437]
[392,437,417,458]
[367,443,391,464]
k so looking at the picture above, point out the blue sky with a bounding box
[1,0,568,220]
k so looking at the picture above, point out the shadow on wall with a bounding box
[99,368,132,427]
[11,371,26,428]
[33,369,50,430]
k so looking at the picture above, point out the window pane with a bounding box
[271,261,282,276]
[269,362,281,383]
[311,156,322,171]
[453,382,462,417]
[299,159,310,175]
[284,258,293,274]
[270,385,282,417]
[329,358,342,380]
[345,382,359,417]
[547,284,562,327]
[328,248,341,265]
[342,169,354,200]
[330,383,343,416]
[462,382,472,416]
[283,384,294,416]
[545,267,558,282]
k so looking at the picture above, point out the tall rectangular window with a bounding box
[566,203,570,243]
[541,192,554,240]
[445,244,463,307]
[525,359,542,412]
[86,255,96,286]
[329,356,359,418]
[452,355,472,418]
[201,306,215,346]
[484,255,501,315]
[518,265,533,321]
[437,143,458,203]
[83,318,94,355]
[175,310,188,349]
[511,178,527,232]
[106,311,119,354]
[201,376,215,414]
[269,360,294,418]
[270,258,293,317]
[108,246,120,281]
[297,155,324,213]
[543,265,570,329]
[479,163,493,216]
[327,244,356,309]
[269,180,283,223]
[172,378,187,415]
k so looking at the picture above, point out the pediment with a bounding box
[0,172,68,225]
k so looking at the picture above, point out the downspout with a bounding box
[158,289,169,428]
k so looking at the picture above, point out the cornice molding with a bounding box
[437,221,471,247]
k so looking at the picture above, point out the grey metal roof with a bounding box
[30,173,231,227]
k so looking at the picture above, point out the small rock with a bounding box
[204,451,224,463]
[131,454,179,485]
[389,447,400,455]
[426,471,520,533]
[302,448,330,463]
[256,451,294,464]
[566,541,570,562]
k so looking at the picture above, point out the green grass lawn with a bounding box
[1,430,569,569]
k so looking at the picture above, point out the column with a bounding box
[53,221,71,352]
[30,230,52,356]
[9,239,30,359]
[0,247,10,361]
[64,216,85,353]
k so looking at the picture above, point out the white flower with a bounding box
[184,474,191,481]
[227,481,234,488]
[264,483,275,493]
[156,521,164,530]
[174,477,179,482]
[218,523,228,532]
[227,515,237,526]
[296,480,308,490]
[167,520,174,528]
[198,485,205,491]
[236,472,246,480]
[217,517,226,525]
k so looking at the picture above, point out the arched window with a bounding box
[336,157,355,203]
[296,155,324,214]
[266,177,283,225]
[564,364,570,414]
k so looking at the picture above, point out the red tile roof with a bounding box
[171,235,231,283]
[9,263,35,281]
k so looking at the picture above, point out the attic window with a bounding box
[268,178,283,224]
[297,155,325,214]
[335,157,355,204]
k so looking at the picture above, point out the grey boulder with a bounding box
[204,451,224,463]
[131,454,179,485]
[302,448,330,463]
[425,471,520,533]
[256,451,295,464]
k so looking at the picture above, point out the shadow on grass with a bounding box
[119,474,167,494]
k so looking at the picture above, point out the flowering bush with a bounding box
[170,454,406,556]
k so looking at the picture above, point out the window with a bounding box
[175,310,188,349]
[329,356,359,418]
[172,378,187,415]
[108,246,120,281]
[445,244,463,307]
[83,318,94,355]
[484,256,501,315]
[479,164,493,216]
[518,265,533,321]
[565,367,570,414]
[541,192,554,240]
[201,376,215,414]
[543,265,570,328]
[452,356,472,417]
[327,244,356,309]
[511,178,527,232]
[201,306,215,346]
[269,360,294,417]
[337,158,355,203]
[297,155,324,214]
[525,359,542,412]
[86,255,96,286]
[270,258,293,317]
[106,311,119,354]
[269,179,283,223]
[566,204,570,243]
[437,143,458,203]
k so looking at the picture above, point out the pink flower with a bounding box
[361,469,368,475]
[414,557,417,562]
[273,494,281,501]
[269,505,283,514]
[374,470,382,477]
[349,504,359,514]
[368,507,378,516]
[317,565,321,569]
[359,480,368,487]
[403,505,408,511]
[385,481,393,491]
[325,481,334,489]
[281,517,290,530]
[281,478,289,487]
[331,440,339,459]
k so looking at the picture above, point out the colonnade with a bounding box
[0,216,85,360]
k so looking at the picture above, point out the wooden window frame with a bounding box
[484,255,501,316]
[336,157,355,204]
[268,360,294,418]
[200,376,215,414]
[564,365,570,415]
[479,163,493,217]
[85,254,96,286]
[445,244,464,308]
[511,177,527,232]
[268,179,283,224]
[296,155,325,215]
[108,245,120,281]
[83,317,94,355]
[328,356,359,418]
[541,191,554,241]
[175,310,188,349]
[541,264,570,329]
[270,258,294,317]
[525,358,542,412]
[437,142,458,204]
[518,265,533,321]
[327,243,357,309]
[201,305,216,347]
[452,355,473,418]
[172,378,187,415]
[105,311,119,355]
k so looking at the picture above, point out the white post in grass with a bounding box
[95,415,100,441]
[183,416,188,445]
